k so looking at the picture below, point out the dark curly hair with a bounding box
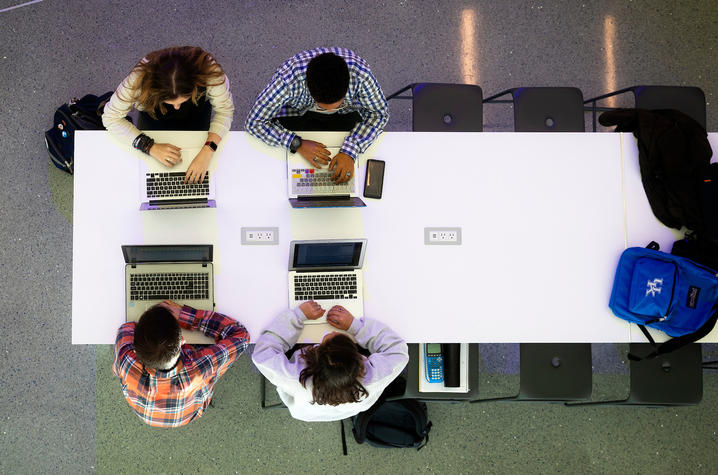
[299,334,368,405]
[133,305,182,370]
[121,46,226,118]
[306,53,350,104]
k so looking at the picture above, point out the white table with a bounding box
[73,130,630,344]
[622,133,718,343]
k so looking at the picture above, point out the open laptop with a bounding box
[139,148,216,210]
[288,239,367,341]
[122,244,215,344]
[287,147,366,208]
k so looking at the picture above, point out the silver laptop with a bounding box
[139,148,216,210]
[122,244,215,344]
[288,239,367,329]
[287,148,365,208]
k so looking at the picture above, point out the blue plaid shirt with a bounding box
[244,47,389,159]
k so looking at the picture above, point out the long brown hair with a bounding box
[122,46,226,118]
[299,334,368,406]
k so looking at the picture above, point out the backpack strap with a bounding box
[417,420,433,451]
[629,303,718,361]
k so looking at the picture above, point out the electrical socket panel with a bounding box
[424,227,462,245]
[241,227,279,245]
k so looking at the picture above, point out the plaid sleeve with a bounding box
[244,71,296,150]
[340,67,389,159]
[113,322,137,378]
[179,306,250,378]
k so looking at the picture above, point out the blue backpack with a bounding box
[610,242,718,360]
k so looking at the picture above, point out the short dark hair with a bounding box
[133,305,182,370]
[306,53,350,104]
[299,334,368,405]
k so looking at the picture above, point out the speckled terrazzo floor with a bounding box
[2,1,718,473]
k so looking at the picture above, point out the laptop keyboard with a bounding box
[291,169,354,195]
[130,273,209,300]
[293,273,358,300]
[146,172,210,198]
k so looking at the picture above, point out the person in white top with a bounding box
[102,46,234,184]
[252,301,409,422]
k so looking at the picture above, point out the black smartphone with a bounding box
[363,159,385,199]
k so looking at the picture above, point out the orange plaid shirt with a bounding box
[113,305,249,427]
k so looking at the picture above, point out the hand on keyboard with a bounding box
[185,147,212,184]
[298,140,331,168]
[329,152,354,184]
[299,300,326,320]
[327,305,354,330]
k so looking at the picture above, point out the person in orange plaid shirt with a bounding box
[113,300,249,427]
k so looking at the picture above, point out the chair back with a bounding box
[512,87,585,132]
[412,83,483,132]
[518,343,592,400]
[627,343,703,405]
[633,86,706,129]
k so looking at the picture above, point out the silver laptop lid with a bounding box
[288,239,367,272]
[122,244,213,265]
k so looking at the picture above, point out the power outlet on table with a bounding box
[424,227,462,245]
[241,227,279,245]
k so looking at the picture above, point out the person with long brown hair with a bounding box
[103,46,234,183]
[252,301,408,422]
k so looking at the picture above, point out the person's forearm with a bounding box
[178,305,246,340]
[206,132,221,145]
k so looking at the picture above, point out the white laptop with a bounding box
[288,239,367,341]
[122,244,215,344]
[139,147,216,210]
[286,148,365,208]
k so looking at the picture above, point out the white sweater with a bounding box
[252,309,409,422]
[102,68,234,147]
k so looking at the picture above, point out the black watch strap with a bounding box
[289,135,302,154]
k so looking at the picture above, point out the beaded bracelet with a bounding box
[132,133,155,155]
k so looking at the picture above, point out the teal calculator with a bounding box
[424,343,444,383]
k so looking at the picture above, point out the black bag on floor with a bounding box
[44,92,119,174]
[352,398,432,450]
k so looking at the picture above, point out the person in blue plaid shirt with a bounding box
[245,47,389,184]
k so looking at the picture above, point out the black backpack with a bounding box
[351,398,432,450]
[599,108,713,233]
[44,92,119,174]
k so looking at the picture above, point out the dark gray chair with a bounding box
[260,373,285,409]
[470,343,592,403]
[566,343,703,407]
[484,87,585,132]
[388,343,479,402]
[584,85,706,131]
[386,83,483,131]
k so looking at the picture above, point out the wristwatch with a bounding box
[289,135,302,154]
[204,141,218,152]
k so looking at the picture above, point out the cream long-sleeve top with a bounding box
[252,308,409,422]
[102,68,234,148]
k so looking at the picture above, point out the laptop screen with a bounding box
[122,245,212,264]
[291,241,364,270]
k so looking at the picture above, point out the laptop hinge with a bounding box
[131,264,137,268]
[294,268,355,273]
[202,262,208,267]
[296,195,352,200]
[148,198,209,206]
